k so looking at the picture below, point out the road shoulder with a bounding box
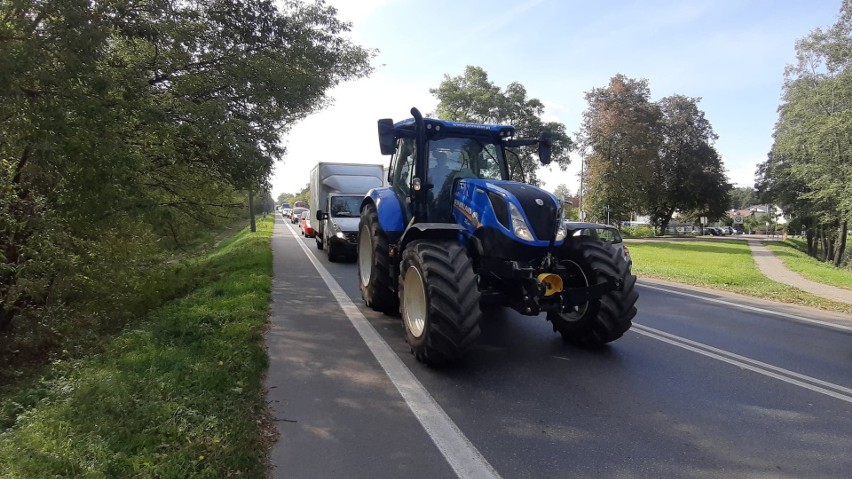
[638,277,852,328]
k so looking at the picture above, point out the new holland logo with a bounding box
[535,198,544,206]
[453,199,480,228]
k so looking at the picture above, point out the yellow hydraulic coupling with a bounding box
[537,273,563,296]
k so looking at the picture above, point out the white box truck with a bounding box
[309,162,385,261]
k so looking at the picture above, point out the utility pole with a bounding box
[579,150,585,221]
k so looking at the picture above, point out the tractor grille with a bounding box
[498,183,558,241]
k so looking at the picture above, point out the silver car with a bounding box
[562,221,632,269]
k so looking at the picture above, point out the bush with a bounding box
[621,225,656,238]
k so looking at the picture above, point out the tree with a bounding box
[576,75,661,224]
[430,66,573,185]
[764,0,852,265]
[577,76,730,232]
[646,95,730,234]
[0,0,372,350]
[729,186,757,210]
[552,184,572,218]
[277,192,295,206]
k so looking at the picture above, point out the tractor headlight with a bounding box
[509,202,534,241]
[555,221,567,241]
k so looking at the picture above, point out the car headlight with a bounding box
[331,221,345,238]
[509,202,534,241]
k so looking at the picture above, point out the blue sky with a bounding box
[271,0,842,198]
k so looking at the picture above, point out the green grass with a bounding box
[0,217,274,478]
[628,240,852,314]
[764,240,852,290]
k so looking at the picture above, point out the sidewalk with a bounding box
[745,239,852,305]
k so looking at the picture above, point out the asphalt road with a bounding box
[266,215,852,479]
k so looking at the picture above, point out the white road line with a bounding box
[631,323,852,404]
[282,220,501,479]
[638,282,852,333]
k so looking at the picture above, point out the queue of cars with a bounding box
[705,226,739,236]
[280,207,315,237]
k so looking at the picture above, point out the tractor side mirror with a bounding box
[378,119,395,155]
[538,134,552,165]
[316,210,324,221]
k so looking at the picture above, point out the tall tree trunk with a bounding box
[806,228,816,257]
[834,220,848,267]
[658,211,673,236]
[248,189,256,232]
[821,228,829,261]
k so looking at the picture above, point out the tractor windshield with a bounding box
[428,137,505,185]
[427,137,507,221]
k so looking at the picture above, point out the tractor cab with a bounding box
[379,110,550,224]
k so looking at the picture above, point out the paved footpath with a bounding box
[745,239,852,304]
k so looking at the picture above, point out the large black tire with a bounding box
[398,240,481,366]
[358,203,399,313]
[547,236,638,347]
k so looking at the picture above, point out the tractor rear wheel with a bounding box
[358,203,399,313]
[547,236,638,347]
[399,240,481,366]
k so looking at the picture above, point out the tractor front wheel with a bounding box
[547,236,638,347]
[399,240,481,366]
[358,203,398,313]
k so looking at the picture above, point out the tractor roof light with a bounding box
[509,202,534,241]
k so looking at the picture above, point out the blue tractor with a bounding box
[359,108,638,366]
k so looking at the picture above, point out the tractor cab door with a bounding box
[389,137,416,223]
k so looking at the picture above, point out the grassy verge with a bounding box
[764,240,852,289]
[0,217,274,478]
[628,240,852,314]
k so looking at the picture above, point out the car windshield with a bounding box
[292,207,307,216]
[567,224,623,244]
[595,227,622,243]
[330,196,362,217]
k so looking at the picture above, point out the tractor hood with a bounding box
[454,178,562,244]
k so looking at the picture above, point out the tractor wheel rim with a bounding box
[403,265,427,338]
[358,226,372,287]
[561,260,589,321]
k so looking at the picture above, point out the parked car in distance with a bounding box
[290,207,308,224]
[563,221,632,269]
[722,226,735,235]
[300,211,316,237]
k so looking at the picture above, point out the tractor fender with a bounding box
[398,223,466,251]
[362,187,406,234]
